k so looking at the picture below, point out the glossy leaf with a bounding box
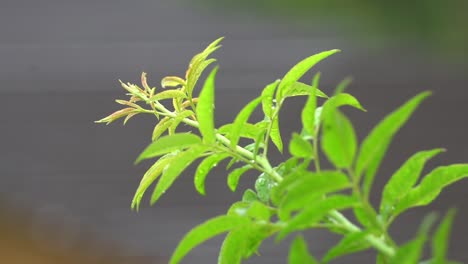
[169,214,246,264]
[261,80,280,118]
[255,173,276,203]
[432,209,456,263]
[278,195,358,240]
[276,49,340,102]
[196,67,218,144]
[289,133,314,158]
[228,165,253,192]
[280,171,351,212]
[151,145,208,204]
[321,109,357,169]
[194,153,229,195]
[131,155,175,210]
[394,165,468,218]
[229,96,262,148]
[380,149,445,217]
[136,133,201,163]
[322,231,370,263]
[355,92,431,197]
[289,236,318,264]
[152,117,174,141]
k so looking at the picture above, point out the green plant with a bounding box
[96,38,466,263]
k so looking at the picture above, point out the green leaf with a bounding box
[289,133,314,158]
[289,235,319,264]
[152,117,174,141]
[322,231,370,263]
[150,90,187,101]
[228,165,253,192]
[395,164,468,218]
[322,93,366,113]
[196,67,218,144]
[229,96,262,148]
[282,82,328,99]
[247,201,273,221]
[131,154,175,210]
[277,195,358,240]
[136,133,201,163]
[280,171,351,212]
[242,189,258,203]
[432,209,456,263]
[218,229,246,264]
[321,109,357,169]
[218,122,267,140]
[380,149,445,218]
[161,76,186,88]
[270,117,283,153]
[151,145,208,204]
[169,110,195,134]
[169,214,246,264]
[261,80,280,118]
[194,153,229,195]
[334,77,353,95]
[276,49,340,102]
[301,74,320,135]
[391,213,437,264]
[353,206,382,232]
[355,92,431,197]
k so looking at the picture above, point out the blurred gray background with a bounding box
[1,0,467,263]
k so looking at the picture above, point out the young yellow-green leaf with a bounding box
[432,209,456,263]
[321,110,357,169]
[229,97,262,148]
[301,74,319,135]
[136,133,201,163]
[194,153,229,195]
[151,145,208,204]
[150,90,187,101]
[196,67,218,144]
[228,165,253,192]
[131,155,175,210]
[152,117,173,141]
[270,117,283,153]
[353,206,382,232]
[322,231,370,263]
[278,195,358,241]
[280,171,351,212]
[334,77,353,95]
[355,92,431,197]
[169,214,246,264]
[261,80,280,118]
[289,236,319,264]
[276,49,340,102]
[161,76,186,88]
[289,133,314,159]
[394,165,468,217]
[380,149,445,217]
[169,110,195,134]
[187,58,217,98]
[282,82,328,99]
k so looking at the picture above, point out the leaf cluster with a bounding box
[97,38,467,263]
